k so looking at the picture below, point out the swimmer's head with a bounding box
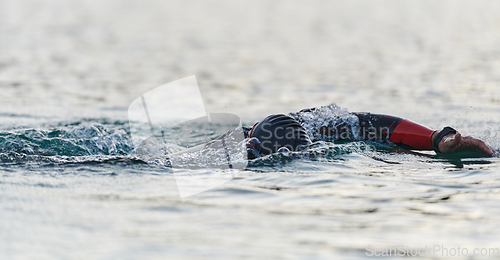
[249,114,312,156]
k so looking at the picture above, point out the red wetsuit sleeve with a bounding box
[389,119,435,150]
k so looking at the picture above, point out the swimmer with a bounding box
[244,105,494,159]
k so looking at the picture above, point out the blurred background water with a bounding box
[2,0,500,259]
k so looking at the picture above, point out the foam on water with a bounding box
[289,103,360,142]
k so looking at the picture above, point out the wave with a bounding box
[1,116,495,167]
[0,123,133,162]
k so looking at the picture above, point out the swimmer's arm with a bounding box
[354,112,494,156]
[432,131,495,155]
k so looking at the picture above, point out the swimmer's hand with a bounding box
[435,131,495,156]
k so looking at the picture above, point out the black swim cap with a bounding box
[249,114,312,156]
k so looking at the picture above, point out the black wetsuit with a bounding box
[245,107,435,158]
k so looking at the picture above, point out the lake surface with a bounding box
[2,0,500,259]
